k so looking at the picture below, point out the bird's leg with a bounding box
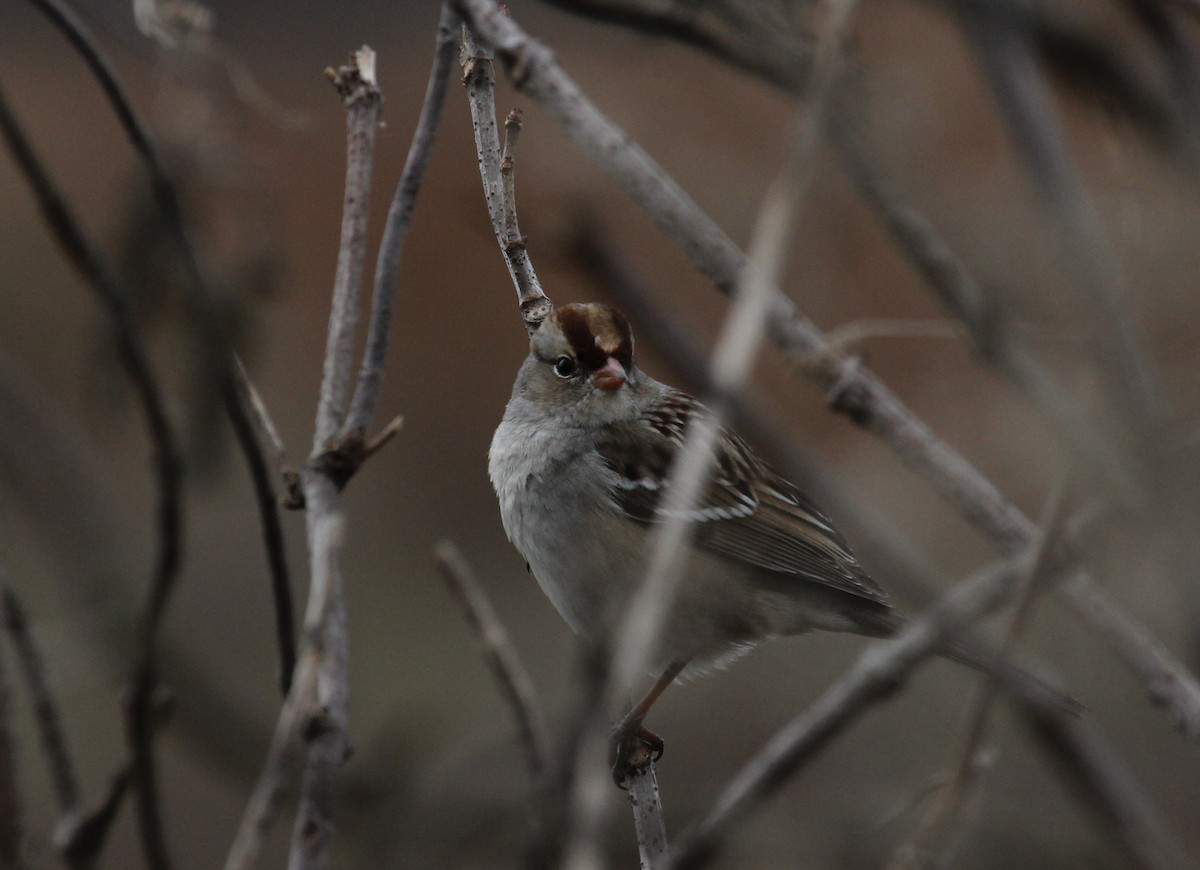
[610,659,687,785]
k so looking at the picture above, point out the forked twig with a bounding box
[224,46,382,870]
[344,3,459,435]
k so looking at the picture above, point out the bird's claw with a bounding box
[610,724,664,787]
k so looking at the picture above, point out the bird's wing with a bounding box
[595,390,888,605]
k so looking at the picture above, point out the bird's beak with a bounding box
[593,357,627,391]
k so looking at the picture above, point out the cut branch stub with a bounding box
[324,46,382,108]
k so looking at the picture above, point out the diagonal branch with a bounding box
[452,0,1200,740]
[435,540,551,780]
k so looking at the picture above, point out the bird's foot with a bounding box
[609,723,664,787]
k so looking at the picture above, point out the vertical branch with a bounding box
[460,23,552,332]
[288,474,350,870]
[0,618,21,868]
[959,3,1168,467]
[0,80,182,870]
[224,46,384,870]
[344,4,460,436]
[313,48,382,452]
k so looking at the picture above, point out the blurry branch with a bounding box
[1,575,81,825]
[0,80,181,870]
[0,574,126,870]
[887,477,1067,870]
[566,2,862,862]
[452,0,1200,739]
[834,123,1142,503]
[343,3,459,435]
[667,557,1027,869]
[959,2,1168,472]
[24,0,297,697]
[539,0,1187,149]
[1019,705,1193,870]
[0,604,20,868]
[434,540,551,782]
[460,23,553,332]
[671,550,1188,870]
[538,0,813,93]
[823,318,962,353]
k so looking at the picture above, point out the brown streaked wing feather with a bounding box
[595,390,888,605]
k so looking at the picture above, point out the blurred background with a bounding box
[2,0,1200,866]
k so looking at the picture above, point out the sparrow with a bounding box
[488,302,1068,781]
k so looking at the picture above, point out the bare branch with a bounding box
[834,123,1141,501]
[313,47,383,452]
[288,474,350,870]
[959,3,1169,466]
[0,79,181,870]
[667,557,1024,869]
[0,611,21,867]
[628,763,669,870]
[26,0,297,697]
[460,22,553,332]
[561,0,863,859]
[1019,710,1192,870]
[343,4,460,436]
[434,540,551,781]
[1,575,80,820]
[453,0,1200,738]
[887,477,1069,869]
[222,662,318,870]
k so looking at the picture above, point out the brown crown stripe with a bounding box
[555,304,635,371]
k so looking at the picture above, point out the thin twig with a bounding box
[0,79,181,870]
[434,540,551,781]
[313,47,382,452]
[1018,709,1192,870]
[1,576,80,820]
[0,612,21,868]
[453,0,1200,738]
[886,476,1069,870]
[343,3,459,436]
[26,0,296,697]
[460,23,552,332]
[561,0,860,858]
[667,556,1026,869]
[222,660,319,870]
[959,2,1168,469]
[834,121,1141,502]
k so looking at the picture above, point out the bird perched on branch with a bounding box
[489,302,1070,783]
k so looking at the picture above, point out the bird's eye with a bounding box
[553,356,578,379]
